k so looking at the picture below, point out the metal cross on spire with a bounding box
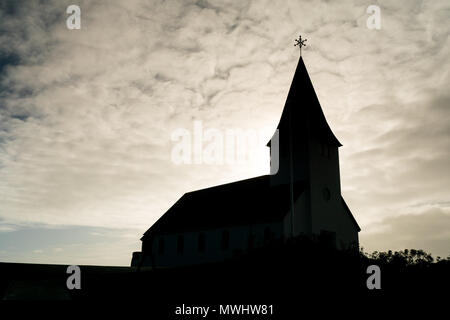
[294,35,307,56]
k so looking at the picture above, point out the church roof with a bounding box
[142,175,305,238]
[341,197,361,232]
[268,57,342,147]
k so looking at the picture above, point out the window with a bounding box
[158,237,165,255]
[198,232,206,253]
[221,230,230,251]
[177,235,184,255]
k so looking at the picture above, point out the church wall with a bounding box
[280,190,358,249]
[294,191,311,236]
[306,136,358,247]
[282,192,310,238]
[310,137,340,234]
[146,221,285,268]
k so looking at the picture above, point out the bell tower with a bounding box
[268,55,343,238]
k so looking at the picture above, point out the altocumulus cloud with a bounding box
[0,0,449,262]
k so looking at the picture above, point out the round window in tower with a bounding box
[322,188,331,201]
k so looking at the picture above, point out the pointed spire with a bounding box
[268,55,342,147]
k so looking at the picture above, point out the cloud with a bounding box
[0,225,16,232]
[0,0,449,263]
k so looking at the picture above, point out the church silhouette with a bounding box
[131,54,360,268]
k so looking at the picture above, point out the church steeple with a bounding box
[269,52,346,238]
[268,56,342,150]
[269,55,342,190]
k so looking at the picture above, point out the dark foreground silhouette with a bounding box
[1,237,449,315]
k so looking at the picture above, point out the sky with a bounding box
[0,0,449,266]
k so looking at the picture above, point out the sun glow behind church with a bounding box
[0,0,449,265]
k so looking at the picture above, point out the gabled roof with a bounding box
[267,57,342,147]
[341,197,361,232]
[142,175,305,239]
